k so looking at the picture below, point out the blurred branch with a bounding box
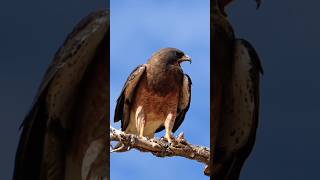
[110,126,211,176]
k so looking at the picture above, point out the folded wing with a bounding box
[114,64,147,131]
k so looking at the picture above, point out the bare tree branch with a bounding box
[110,127,211,176]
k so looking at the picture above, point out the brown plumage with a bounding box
[212,5,263,180]
[13,10,109,180]
[114,48,192,143]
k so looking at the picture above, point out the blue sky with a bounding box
[228,1,320,179]
[110,1,210,179]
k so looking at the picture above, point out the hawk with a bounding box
[114,48,192,144]
[13,10,109,180]
[212,1,263,179]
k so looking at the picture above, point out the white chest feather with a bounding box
[221,42,256,150]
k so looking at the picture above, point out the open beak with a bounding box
[178,54,192,64]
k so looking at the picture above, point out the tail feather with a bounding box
[212,155,246,180]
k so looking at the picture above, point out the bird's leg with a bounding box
[135,106,145,138]
[138,118,145,138]
[164,113,177,145]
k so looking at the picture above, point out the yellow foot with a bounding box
[164,133,177,146]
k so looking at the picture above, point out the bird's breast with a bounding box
[134,73,180,120]
[220,44,256,151]
[146,66,183,96]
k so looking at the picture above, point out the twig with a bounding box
[110,127,211,176]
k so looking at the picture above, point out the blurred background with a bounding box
[0,1,106,179]
[110,0,210,180]
[228,1,320,179]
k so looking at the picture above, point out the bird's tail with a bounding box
[212,151,246,180]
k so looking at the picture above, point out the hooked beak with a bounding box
[256,0,262,9]
[178,54,192,64]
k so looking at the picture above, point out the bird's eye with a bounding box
[175,51,184,58]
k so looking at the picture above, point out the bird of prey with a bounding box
[13,10,109,180]
[212,2,263,180]
[114,48,192,144]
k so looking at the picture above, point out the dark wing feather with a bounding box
[12,92,48,180]
[13,10,108,180]
[173,74,192,132]
[114,64,146,131]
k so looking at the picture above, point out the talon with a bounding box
[176,132,188,144]
[111,143,129,152]
[161,136,167,142]
[177,132,185,140]
[204,165,211,176]
[164,134,178,146]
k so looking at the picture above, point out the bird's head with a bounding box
[148,48,191,69]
